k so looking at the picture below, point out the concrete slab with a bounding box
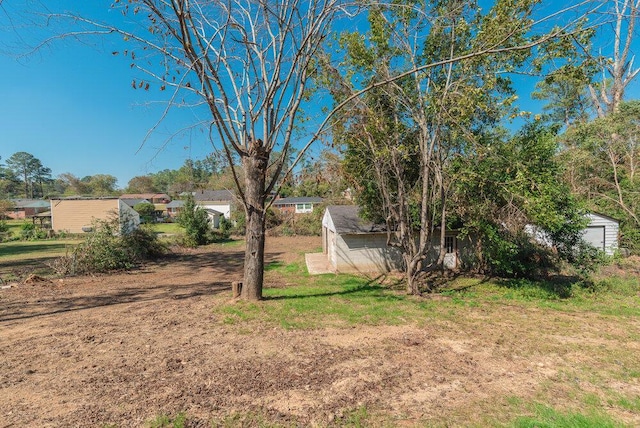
[305,252,334,275]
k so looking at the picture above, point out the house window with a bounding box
[444,236,455,254]
[295,203,313,213]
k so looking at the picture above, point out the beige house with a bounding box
[50,198,140,234]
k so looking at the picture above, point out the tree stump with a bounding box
[232,281,243,298]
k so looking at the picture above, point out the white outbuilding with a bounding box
[321,205,467,273]
[583,212,619,255]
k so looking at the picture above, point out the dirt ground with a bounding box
[1,236,638,427]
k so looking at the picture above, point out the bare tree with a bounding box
[47,0,340,300]
[589,0,640,116]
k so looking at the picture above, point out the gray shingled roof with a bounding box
[326,205,387,234]
[193,189,234,201]
[120,198,149,207]
[166,200,184,208]
[10,199,43,208]
[272,196,323,205]
[23,200,51,209]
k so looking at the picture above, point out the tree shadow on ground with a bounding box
[0,281,230,322]
[0,257,58,277]
[263,274,404,301]
[1,247,292,322]
[496,274,585,299]
[158,249,283,274]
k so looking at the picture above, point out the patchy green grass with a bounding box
[216,259,640,331]
[218,264,434,329]
[0,239,82,278]
[209,258,640,427]
[151,222,184,234]
[0,239,80,258]
[511,403,625,428]
[145,412,187,428]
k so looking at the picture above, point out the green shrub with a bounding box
[291,211,322,236]
[269,204,324,236]
[19,222,48,240]
[231,209,246,235]
[50,218,167,275]
[0,220,11,242]
[176,195,211,247]
[219,215,233,237]
[133,201,157,223]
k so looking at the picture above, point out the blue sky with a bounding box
[1,1,639,189]
[0,2,214,188]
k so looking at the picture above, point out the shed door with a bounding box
[583,226,605,251]
[443,236,457,269]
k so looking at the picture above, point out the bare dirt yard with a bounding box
[1,236,639,427]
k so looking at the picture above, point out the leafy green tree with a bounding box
[86,174,118,196]
[177,195,211,247]
[134,202,157,223]
[453,123,588,276]
[288,150,347,199]
[149,169,179,195]
[5,151,42,198]
[33,163,53,198]
[562,101,640,252]
[532,65,594,127]
[57,173,91,196]
[127,176,158,194]
[334,0,537,293]
[0,156,19,198]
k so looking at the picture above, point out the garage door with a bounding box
[583,226,605,251]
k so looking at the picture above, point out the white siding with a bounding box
[118,200,141,233]
[199,202,231,219]
[584,213,619,255]
[322,207,475,273]
[321,209,335,232]
[335,233,404,273]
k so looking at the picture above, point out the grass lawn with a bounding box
[150,222,184,234]
[1,219,28,236]
[211,258,640,427]
[0,239,83,278]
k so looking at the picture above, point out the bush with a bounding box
[271,205,324,236]
[218,216,233,240]
[49,219,167,275]
[177,195,212,247]
[20,222,48,240]
[134,202,157,224]
[231,209,246,235]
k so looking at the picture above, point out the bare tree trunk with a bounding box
[589,0,640,116]
[405,255,421,295]
[436,178,447,267]
[240,139,269,301]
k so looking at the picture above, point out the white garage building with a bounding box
[321,205,467,274]
[583,212,619,255]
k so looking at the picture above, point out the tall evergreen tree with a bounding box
[5,152,42,198]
